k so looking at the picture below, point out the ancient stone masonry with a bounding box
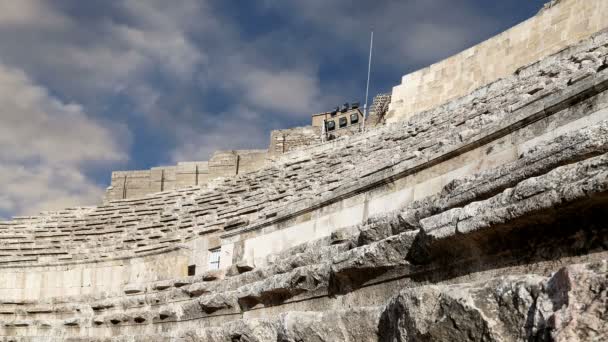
[2,2,608,341]
[388,0,608,122]
[268,127,319,156]
[105,104,373,200]
[105,150,268,202]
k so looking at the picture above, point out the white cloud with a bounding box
[0,0,67,29]
[113,24,203,80]
[169,107,271,162]
[0,165,103,216]
[113,0,208,81]
[0,63,128,216]
[236,68,322,115]
[0,0,341,139]
[0,0,206,106]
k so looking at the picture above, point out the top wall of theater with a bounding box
[387,0,608,122]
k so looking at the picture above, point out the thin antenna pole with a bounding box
[362,30,374,132]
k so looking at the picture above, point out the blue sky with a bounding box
[0,0,548,217]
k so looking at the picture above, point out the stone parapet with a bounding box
[268,126,319,156]
[387,0,608,123]
[104,150,268,202]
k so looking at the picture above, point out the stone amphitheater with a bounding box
[2,0,608,341]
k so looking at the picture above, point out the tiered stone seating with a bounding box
[1,29,607,267]
[1,117,607,339]
[1,27,608,342]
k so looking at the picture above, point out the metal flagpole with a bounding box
[362,30,374,132]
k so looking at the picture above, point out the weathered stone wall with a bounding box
[175,162,211,188]
[208,151,239,178]
[105,163,208,202]
[268,126,319,156]
[388,0,608,122]
[0,248,190,301]
[105,151,268,202]
[234,150,269,175]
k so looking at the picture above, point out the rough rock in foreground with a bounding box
[76,260,607,342]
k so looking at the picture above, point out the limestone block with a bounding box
[63,318,79,326]
[123,284,145,295]
[185,282,211,297]
[196,318,279,342]
[330,231,417,294]
[202,270,223,282]
[235,260,255,274]
[209,151,239,178]
[277,308,381,342]
[198,292,238,314]
[236,264,330,309]
[152,280,174,291]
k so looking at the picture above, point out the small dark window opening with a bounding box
[326,120,336,131]
[339,117,348,128]
[187,264,196,276]
[350,113,359,124]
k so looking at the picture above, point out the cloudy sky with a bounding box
[0,0,547,218]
